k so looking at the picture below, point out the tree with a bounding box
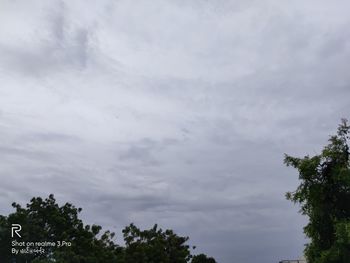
[191,253,217,263]
[0,194,121,263]
[122,223,192,263]
[0,195,217,263]
[284,119,350,263]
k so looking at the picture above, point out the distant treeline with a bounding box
[0,194,216,263]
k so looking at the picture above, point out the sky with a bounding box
[0,1,350,262]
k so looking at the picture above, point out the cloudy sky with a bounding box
[1,1,350,262]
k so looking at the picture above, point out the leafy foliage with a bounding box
[121,223,192,263]
[0,195,216,263]
[0,194,120,263]
[191,253,217,263]
[285,119,350,263]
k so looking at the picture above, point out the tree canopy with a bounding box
[285,119,350,263]
[0,194,216,263]
[191,254,217,263]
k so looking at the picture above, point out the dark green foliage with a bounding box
[121,223,192,263]
[285,119,350,263]
[191,253,217,263]
[0,194,120,263]
[0,195,217,263]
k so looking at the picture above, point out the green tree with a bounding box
[121,223,192,263]
[0,195,217,263]
[191,253,217,263]
[285,119,350,263]
[0,194,121,263]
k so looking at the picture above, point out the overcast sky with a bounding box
[1,1,350,262]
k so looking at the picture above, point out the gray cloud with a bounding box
[0,1,350,262]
